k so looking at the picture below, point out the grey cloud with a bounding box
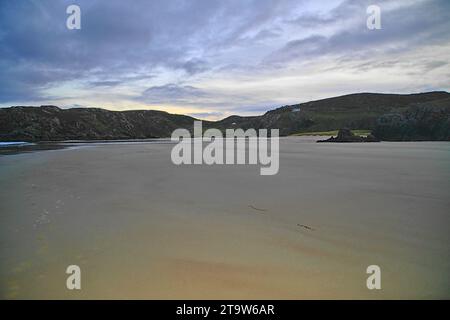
[140,84,208,104]
[176,59,209,75]
[287,0,363,28]
[0,0,449,108]
[267,0,450,65]
[423,61,448,72]
[138,83,281,116]
[0,0,304,103]
[89,80,122,87]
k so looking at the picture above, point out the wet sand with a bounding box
[0,138,449,299]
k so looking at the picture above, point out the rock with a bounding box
[317,128,380,143]
[365,134,381,142]
[372,98,450,141]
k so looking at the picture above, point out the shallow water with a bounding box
[0,142,30,146]
[0,138,449,299]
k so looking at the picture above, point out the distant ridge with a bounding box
[1,91,449,141]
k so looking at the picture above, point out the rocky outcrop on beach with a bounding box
[1,91,449,141]
[317,128,380,143]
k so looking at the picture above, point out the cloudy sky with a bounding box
[0,0,449,119]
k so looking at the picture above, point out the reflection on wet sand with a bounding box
[0,138,449,299]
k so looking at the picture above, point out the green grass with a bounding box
[291,129,372,137]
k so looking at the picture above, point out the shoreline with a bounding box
[1,137,449,156]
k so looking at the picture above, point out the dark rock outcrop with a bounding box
[372,98,450,141]
[317,128,380,143]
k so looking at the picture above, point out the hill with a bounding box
[0,106,204,141]
[1,91,449,141]
[212,91,450,136]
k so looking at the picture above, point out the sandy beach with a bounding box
[0,138,449,299]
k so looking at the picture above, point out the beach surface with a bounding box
[0,138,449,299]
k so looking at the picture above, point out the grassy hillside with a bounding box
[1,91,449,141]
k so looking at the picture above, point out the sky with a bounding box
[0,0,449,120]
